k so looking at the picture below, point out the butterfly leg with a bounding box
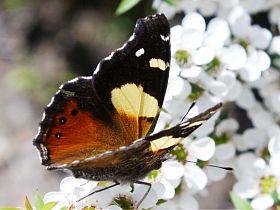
[134,180,151,209]
[77,181,120,202]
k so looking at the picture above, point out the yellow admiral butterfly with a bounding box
[33,14,222,207]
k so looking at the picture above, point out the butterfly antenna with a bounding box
[180,102,196,122]
[187,160,233,171]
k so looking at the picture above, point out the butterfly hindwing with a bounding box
[34,77,127,167]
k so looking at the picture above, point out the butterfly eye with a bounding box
[59,117,67,124]
[55,132,62,139]
[71,109,79,116]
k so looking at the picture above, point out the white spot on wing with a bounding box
[160,34,170,42]
[135,48,145,57]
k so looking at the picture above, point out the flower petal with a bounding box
[251,194,274,210]
[188,137,215,161]
[228,6,251,38]
[161,160,184,180]
[184,164,208,191]
[182,12,206,32]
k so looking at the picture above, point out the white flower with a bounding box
[228,6,251,39]
[241,128,267,150]
[203,17,230,49]
[239,49,271,82]
[268,134,280,157]
[269,36,280,54]
[184,164,208,193]
[251,194,274,210]
[236,85,256,110]
[161,160,185,180]
[235,153,266,180]
[181,137,215,192]
[248,25,272,50]
[218,44,247,71]
[187,137,216,161]
[43,176,100,209]
[216,118,239,136]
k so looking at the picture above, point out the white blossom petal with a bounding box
[242,128,267,149]
[268,135,280,156]
[178,193,199,209]
[216,118,239,135]
[192,47,214,65]
[235,153,266,179]
[269,153,280,175]
[219,44,247,70]
[182,12,206,32]
[204,18,230,49]
[249,25,272,49]
[214,143,236,161]
[189,137,215,161]
[251,194,274,210]
[208,81,228,97]
[168,77,191,99]
[134,185,158,209]
[198,0,217,17]
[228,6,251,38]
[233,179,260,199]
[160,179,176,199]
[236,86,256,110]
[161,160,184,180]
[184,164,208,191]
[180,66,202,78]
[269,36,280,54]
[206,165,227,182]
[269,7,280,24]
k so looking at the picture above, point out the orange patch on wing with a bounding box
[44,100,155,167]
[113,112,153,141]
[45,100,119,165]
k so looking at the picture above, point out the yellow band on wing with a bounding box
[150,136,181,152]
[111,84,159,118]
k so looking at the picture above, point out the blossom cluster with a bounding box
[42,1,280,209]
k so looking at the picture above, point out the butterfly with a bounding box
[33,13,222,208]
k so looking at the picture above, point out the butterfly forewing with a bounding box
[93,14,170,139]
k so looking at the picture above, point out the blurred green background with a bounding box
[0,0,154,206]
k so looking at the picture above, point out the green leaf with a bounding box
[148,169,160,181]
[42,202,58,210]
[116,0,141,15]
[4,0,27,10]
[35,192,44,209]
[25,196,33,210]
[156,199,167,206]
[163,0,176,6]
[230,192,252,210]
